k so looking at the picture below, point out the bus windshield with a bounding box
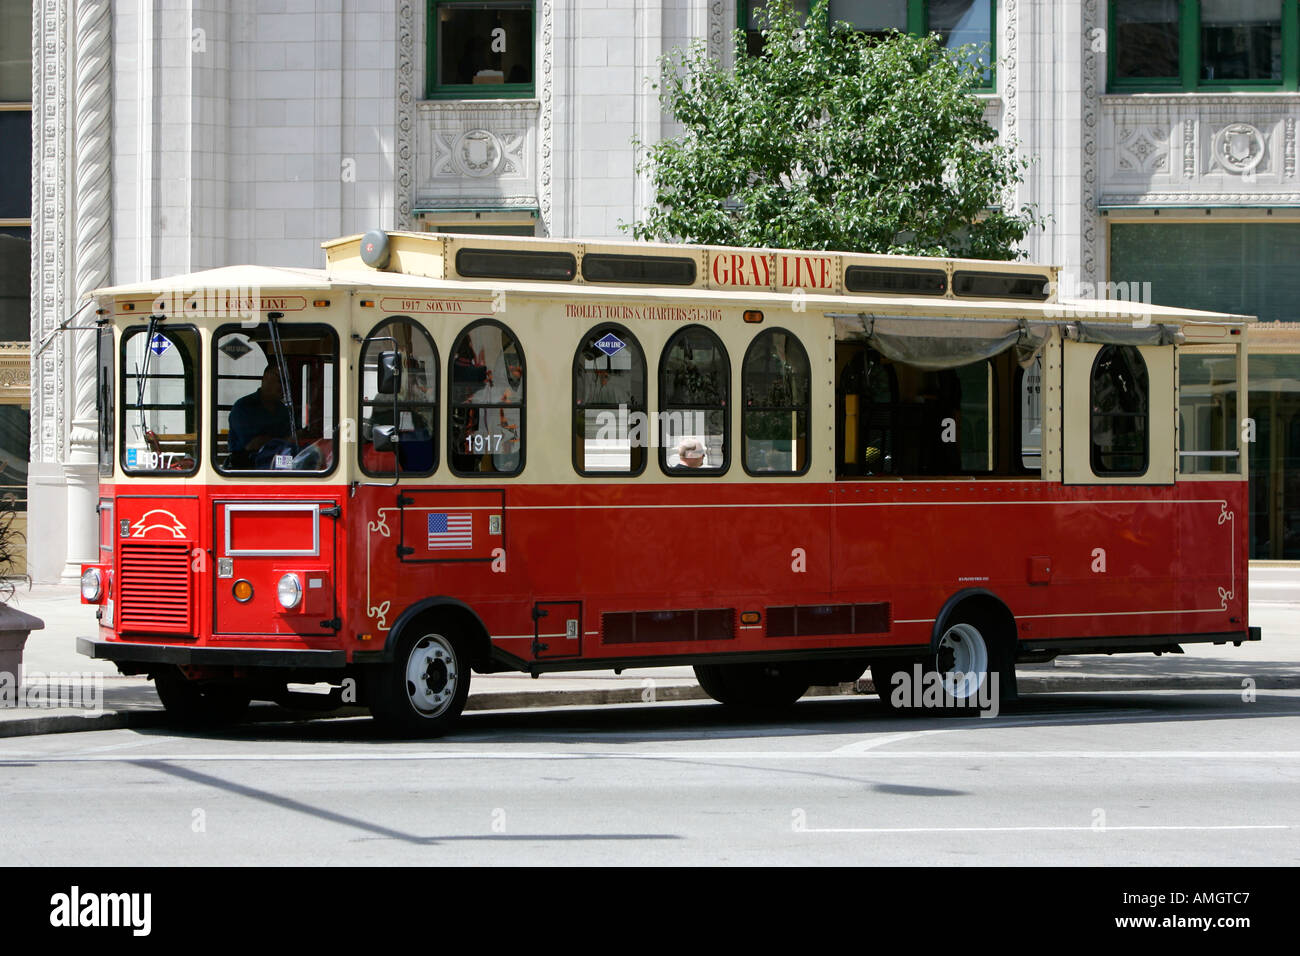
[120,324,200,475]
[213,323,338,474]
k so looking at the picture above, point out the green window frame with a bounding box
[1108,0,1300,92]
[739,1,997,90]
[426,1,536,100]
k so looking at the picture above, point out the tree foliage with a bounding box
[630,0,1042,259]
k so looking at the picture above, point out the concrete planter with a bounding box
[0,603,46,696]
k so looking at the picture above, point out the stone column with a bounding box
[61,0,113,583]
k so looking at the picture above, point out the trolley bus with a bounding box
[78,230,1259,735]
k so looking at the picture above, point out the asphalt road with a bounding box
[2,690,1298,866]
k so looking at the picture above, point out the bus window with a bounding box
[213,323,338,474]
[573,325,646,475]
[360,317,439,477]
[836,344,998,478]
[660,325,728,474]
[1019,357,1043,472]
[742,328,810,475]
[449,320,524,476]
[120,325,200,475]
[1178,349,1239,475]
[1091,344,1149,476]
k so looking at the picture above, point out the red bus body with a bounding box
[78,232,1259,732]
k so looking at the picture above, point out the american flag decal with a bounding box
[427,512,473,550]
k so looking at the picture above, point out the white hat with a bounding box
[676,437,706,461]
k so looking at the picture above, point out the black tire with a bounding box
[875,615,1007,715]
[369,629,471,738]
[693,663,808,709]
[153,667,251,726]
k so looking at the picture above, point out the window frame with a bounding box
[658,324,731,478]
[210,322,341,479]
[119,323,202,478]
[571,323,649,479]
[358,316,441,480]
[741,327,813,478]
[426,0,537,100]
[1089,344,1151,478]
[1108,0,1300,93]
[447,317,527,479]
[739,0,997,90]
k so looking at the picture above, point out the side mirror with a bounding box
[373,424,398,453]
[377,351,402,395]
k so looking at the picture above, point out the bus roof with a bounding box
[91,231,1253,328]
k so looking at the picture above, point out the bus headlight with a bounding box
[80,568,103,602]
[277,573,302,610]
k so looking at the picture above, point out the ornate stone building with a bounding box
[27,1,1300,580]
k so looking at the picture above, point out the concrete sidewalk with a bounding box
[2,567,1297,737]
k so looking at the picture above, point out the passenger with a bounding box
[671,436,708,469]
[228,366,293,468]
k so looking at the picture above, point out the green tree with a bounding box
[630,0,1042,259]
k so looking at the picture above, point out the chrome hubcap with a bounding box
[936,622,989,700]
[404,634,458,716]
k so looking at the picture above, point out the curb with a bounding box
[1,675,1297,739]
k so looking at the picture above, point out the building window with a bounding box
[449,320,525,476]
[428,2,534,99]
[1090,345,1150,476]
[360,317,440,478]
[742,329,811,475]
[660,326,729,475]
[1110,0,1299,91]
[741,0,996,87]
[573,325,647,476]
[417,210,538,236]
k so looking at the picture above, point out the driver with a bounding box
[228,366,294,467]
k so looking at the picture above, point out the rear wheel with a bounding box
[153,667,251,726]
[875,615,1004,714]
[370,630,471,738]
[693,663,808,709]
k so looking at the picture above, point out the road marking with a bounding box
[802,824,1293,834]
[4,749,1300,764]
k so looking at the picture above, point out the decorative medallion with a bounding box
[1212,123,1265,175]
[454,129,503,178]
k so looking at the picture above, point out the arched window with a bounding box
[660,325,728,474]
[1091,345,1149,475]
[360,317,439,477]
[449,320,525,476]
[573,325,647,475]
[742,329,811,475]
[121,324,200,475]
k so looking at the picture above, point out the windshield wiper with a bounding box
[135,314,163,441]
[266,311,299,446]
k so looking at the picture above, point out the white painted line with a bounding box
[803,824,1292,834]
[8,749,1300,764]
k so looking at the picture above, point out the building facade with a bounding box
[27,0,1300,580]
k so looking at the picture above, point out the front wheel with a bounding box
[153,667,251,727]
[370,631,471,738]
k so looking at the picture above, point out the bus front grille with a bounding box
[118,543,194,635]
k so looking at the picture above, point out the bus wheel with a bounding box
[693,663,808,710]
[874,619,1000,713]
[370,631,470,738]
[153,667,251,726]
